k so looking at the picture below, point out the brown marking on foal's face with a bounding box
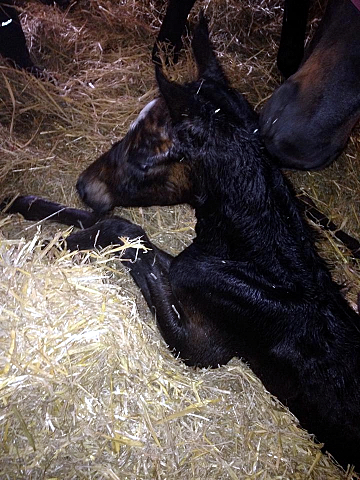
[77,97,193,213]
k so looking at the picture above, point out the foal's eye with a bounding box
[139,164,150,172]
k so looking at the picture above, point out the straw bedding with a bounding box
[0,0,359,478]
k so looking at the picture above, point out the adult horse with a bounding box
[260,0,360,169]
[156,0,360,170]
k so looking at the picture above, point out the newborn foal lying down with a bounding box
[5,18,360,471]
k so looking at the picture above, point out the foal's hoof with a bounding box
[65,217,147,253]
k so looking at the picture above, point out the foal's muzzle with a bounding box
[76,175,114,214]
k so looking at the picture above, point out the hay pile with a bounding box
[0,0,359,478]
[0,225,345,478]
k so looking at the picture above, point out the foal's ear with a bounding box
[192,13,229,86]
[155,66,192,123]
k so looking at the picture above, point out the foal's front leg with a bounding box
[66,217,175,315]
[2,195,101,228]
[67,220,234,368]
[3,196,188,359]
[3,196,232,367]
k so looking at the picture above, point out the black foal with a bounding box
[5,18,360,472]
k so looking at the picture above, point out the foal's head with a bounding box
[77,17,257,214]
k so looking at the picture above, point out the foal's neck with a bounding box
[193,143,318,273]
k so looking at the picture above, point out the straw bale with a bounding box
[0,229,349,478]
[0,0,359,478]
